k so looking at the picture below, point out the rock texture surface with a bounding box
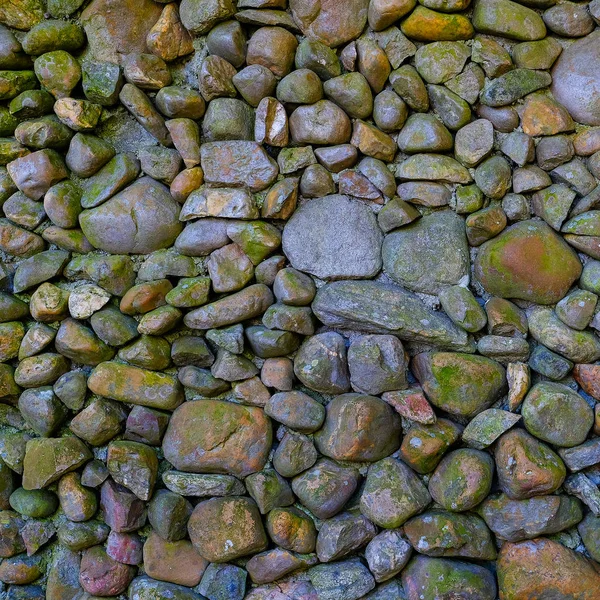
[0,0,599,598]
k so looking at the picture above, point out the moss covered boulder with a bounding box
[87,361,184,410]
[428,448,494,511]
[521,382,593,447]
[22,437,92,490]
[162,399,272,478]
[474,221,581,304]
[402,556,497,600]
[404,510,496,559]
[360,457,431,528]
[494,429,566,499]
[497,538,600,600]
[412,352,506,418]
[188,496,267,562]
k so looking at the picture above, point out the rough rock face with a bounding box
[552,31,600,126]
[162,399,272,478]
[383,211,469,294]
[290,0,370,47]
[2,0,600,596]
[474,221,582,304]
[497,538,600,599]
[79,177,182,254]
[282,195,383,280]
[81,0,163,63]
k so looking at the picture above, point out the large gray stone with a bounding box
[312,280,475,352]
[282,195,383,280]
[552,31,600,127]
[79,177,182,254]
[382,211,469,294]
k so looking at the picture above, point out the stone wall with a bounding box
[0,0,600,598]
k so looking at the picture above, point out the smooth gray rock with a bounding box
[551,31,600,126]
[79,177,182,254]
[282,194,383,280]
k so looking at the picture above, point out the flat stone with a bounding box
[313,280,475,351]
[282,195,382,280]
[22,437,92,490]
[395,154,472,183]
[462,408,521,449]
[184,284,274,329]
[87,361,184,410]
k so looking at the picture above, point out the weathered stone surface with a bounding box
[360,457,431,528]
[184,284,274,329]
[402,556,497,600]
[522,382,593,447]
[551,31,600,126]
[528,306,600,363]
[497,538,600,600]
[80,177,182,254]
[315,394,401,462]
[473,0,546,40]
[313,280,474,351]
[283,195,382,280]
[201,141,278,192]
[413,352,506,418]
[383,211,468,294]
[474,221,581,304]
[495,429,566,499]
[404,510,496,559]
[290,0,369,47]
[22,437,92,490]
[188,496,267,562]
[87,362,184,410]
[162,399,271,478]
[479,493,583,541]
[81,0,162,63]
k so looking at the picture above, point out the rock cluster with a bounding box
[0,0,599,599]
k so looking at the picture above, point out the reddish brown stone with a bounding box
[574,364,600,401]
[188,496,268,562]
[498,538,600,600]
[143,532,208,586]
[382,388,436,424]
[162,399,272,478]
[120,279,173,315]
[494,429,566,500]
[79,546,135,596]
